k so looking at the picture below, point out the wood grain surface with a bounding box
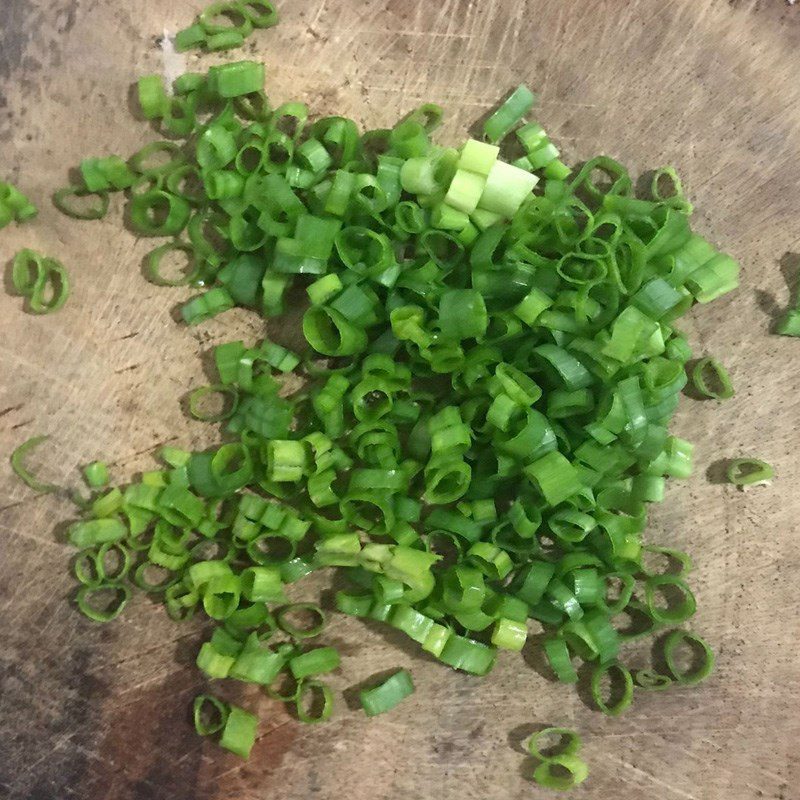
[1,1,799,799]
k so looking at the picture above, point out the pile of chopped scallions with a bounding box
[6,8,767,788]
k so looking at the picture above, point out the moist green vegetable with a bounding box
[83,461,110,488]
[0,180,38,227]
[10,435,59,493]
[776,265,800,336]
[527,727,589,791]
[663,629,715,685]
[727,458,774,486]
[10,250,71,314]
[691,356,734,399]
[359,669,415,716]
[219,703,259,757]
[175,1,278,54]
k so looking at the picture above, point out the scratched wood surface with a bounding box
[1,1,799,798]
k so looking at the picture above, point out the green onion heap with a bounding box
[59,57,733,774]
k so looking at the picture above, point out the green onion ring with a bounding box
[76,581,131,622]
[11,248,45,295]
[691,356,734,400]
[663,629,715,685]
[52,185,110,220]
[276,602,326,639]
[644,574,697,624]
[527,727,582,761]
[295,679,334,723]
[189,384,239,421]
[532,754,589,791]
[29,257,70,314]
[266,670,301,702]
[133,561,179,593]
[146,241,199,286]
[590,660,634,716]
[193,693,230,736]
[634,669,673,691]
[10,435,59,494]
[726,458,774,486]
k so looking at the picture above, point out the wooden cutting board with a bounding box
[1,1,799,798]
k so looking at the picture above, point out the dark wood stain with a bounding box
[207,706,300,799]
[0,645,104,800]
[0,0,33,81]
[79,668,204,800]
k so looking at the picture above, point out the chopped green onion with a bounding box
[726,458,774,486]
[543,638,577,684]
[10,435,59,493]
[52,185,109,219]
[663,629,715,685]
[359,669,414,716]
[590,661,634,716]
[208,60,265,97]
[193,694,230,736]
[77,582,131,622]
[0,180,38,226]
[532,754,589,792]
[219,704,258,758]
[527,727,582,761]
[189,384,239,422]
[490,618,527,651]
[296,679,334,724]
[483,85,536,143]
[691,357,734,399]
[83,461,110,488]
[10,250,70,314]
[634,669,673,691]
[276,603,326,639]
[289,646,341,680]
[644,575,697,623]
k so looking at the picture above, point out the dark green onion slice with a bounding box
[193,694,230,736]
[146,241,199,286]
[10,435,59,493]
[11,249,44,295]
[590,660,634,716]
[276,603,326,639]
[267,669,302,702]
[76,582,131,622]
[663,629,715,685]
[634,669,673,691]
[29,257,70,314]
[644,575,697,624]
[52,185,110,219]
[295,679,334,724]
